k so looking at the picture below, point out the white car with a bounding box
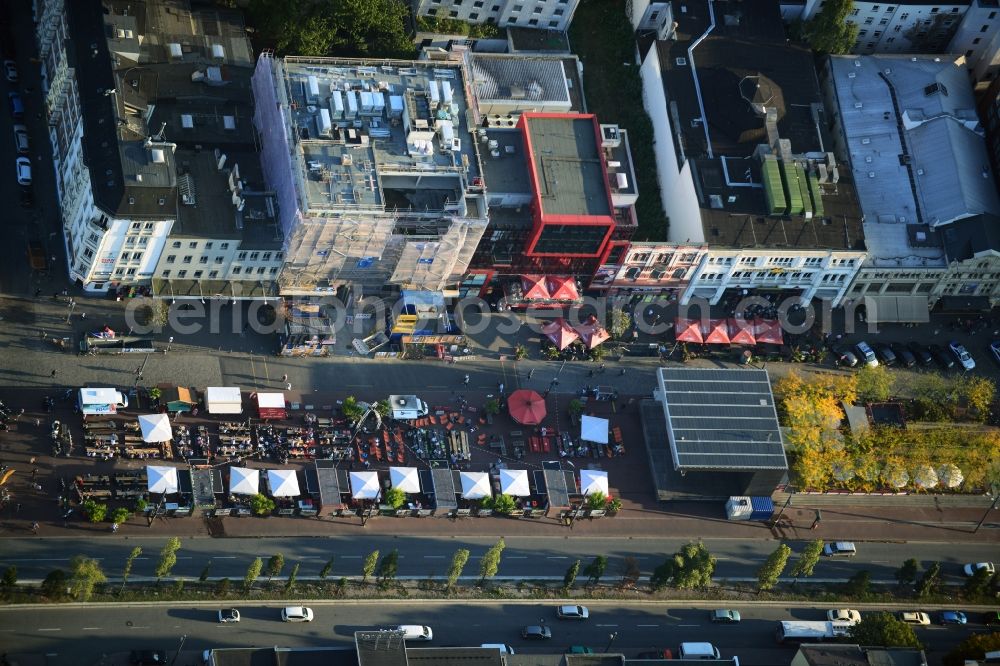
[218,608,240,623]
[3,60,17,83]
[13,124,29,153]
[963,562,995,577]
[556,605,590,620]
[827,609,861,625]
[949,341,975,370]
[280,606,313,622]
[396,625,433,641]
[16,156,31,186]
[898,612,931,625]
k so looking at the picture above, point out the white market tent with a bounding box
[390,467,421,493]
[267,469,301,497]
[350,471,381,500]
[138,413,173,443]
[205,387,242,414]
[499,468,531,497]
[460,471,491,499]
[580,415,609,445]
[146,465,179,494]
[229,467,259,495]
[580,469,609,497]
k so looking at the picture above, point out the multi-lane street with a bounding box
[1,535,996,583]
[0,601,989,666]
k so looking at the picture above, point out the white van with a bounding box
[481,644,516,654]
[78,387,129,415]
[389,395,429,420]
[823,542,857,558]
[679,643,721,660]
[396,625,433,641]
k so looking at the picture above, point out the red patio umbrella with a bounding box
[727,318,756,345]
[674,318,704,343]
[574,315,611,349]
[753,319,784,345]
[704,319,731,345]
[508,389,547,425]
[520,275,550,300]
[546,276,579,301]
[541,318,580,350]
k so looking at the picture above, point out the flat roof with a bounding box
[657,367,787,471]
[523,114,612,217]
[479,129,532,195]
[470,54,571,106]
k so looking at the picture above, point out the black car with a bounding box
[890,343,916,368]
[927,344,955,369]
[522,625,552,640]
[19,186,33,208]
[832,345,858,367]
[130,650,168,666]
[984,610,1000,626]
[907,341,934,366]
[874,343,897,366]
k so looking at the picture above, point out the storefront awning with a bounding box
[862,295,931,323]
[254,392,287,419]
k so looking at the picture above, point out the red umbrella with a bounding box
[541,318,580,350]
[727,318,756,345]
[508,389,547,425]
[704,319,731,345]
[574,316,611,350]
[753,319,784,345]
[674,318,704,343]
[521,275,550,300]
[546,276,579,301]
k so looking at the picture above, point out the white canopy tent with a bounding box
[350,471,381,500]
[580,469,609,497]
[146,465,179,494]
[390,467,421,493]
[499,468,531,496]
[138,413,173,443]
[580,415,609,444]
[267,469,301,497]
[460,471,491,499]
[229,467,259,495]
[205,387,242,414]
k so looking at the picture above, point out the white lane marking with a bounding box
[214,556,237,560]
[82,627,102,630]
[38,628,61,632]
[678,624,700,627]
[46,654,58,657]
[507,556,528,559]
[2,558,71,562]
[547,556,568,559]
[871,560,890,564]
[596,624,618,627]
[637,625,659,628]
[342,556,362,559]
[129,626,151,630]
[424,555,446,559]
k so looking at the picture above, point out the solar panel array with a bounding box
[658,368,787,471]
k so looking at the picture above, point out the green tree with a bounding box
[484,398,501,416]
[69,555,106,601]
[120,546,142,593]
[849,611,922,649]
[1,565,17,589]
[789,540,824,582]
[373,400,390,418]
[478,538,505,586]
[959,376,996,421]
[200,561,212,582]
[801,0,860,54]
[609,309,632,339]
[362,550,380,583]
[757,544,792,591]
[215,577,231,596]
[41,569,67,599]
[584,555,608,585]
[670,541,716,590]
[649,558,675,591]
[447,548,470,590]
[266,553,285,585]
[286,563,300,592]
[82,499,107,523]
[567,399,584,419]
[319,557,335,580]
[844,570,872,599]
[856,365,894,403]
[492,494,516,515]
[249,493,275,516]
[377,549,399,584]
[110,506,131,525]
[155,537,181,583]
[963,566,994,599]
[943,632,1000,666]
[244,557,263,592]
[916,561,941,598]
[341,396,365,421]
[384,487,406,510]
[563,559,580,590]
[895,558,919,588]
[620,556,641,589]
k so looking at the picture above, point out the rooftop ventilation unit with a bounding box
[675,57,687,66]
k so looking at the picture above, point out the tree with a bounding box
[244,557,263,592]
[757,544,792,591]
[789,540,824,581]
[670,541,716,590]
[896,559,919,588]
[120,546,142,593]
[69,555,106,601]
[266,553,285,585]
[155,537,181,583]
[849,611,922,649]
[620,556,641,589]
[478,538,505,586]
[801,0,860,54]
[286,563,300,592]
[384,487,406,510]
[514,343,528,360]
[215,578,231,596]
[377,549,399,584]
[584,555,608,585]
[916,561,941,598]
[319,557,334,580]
[943,632,1000,666]
[563,559,580,590]
[1,565,17,590]
[567,399,584,420]
[844,570,871,599]
[650,558,675,591]
[963,566,994,599]
[484,398,501,416]
[249,493,275,516]
[959,376,996,421]
[492,494,516,515]
[200,561,212,582]
[110,507,131,525]
[40,569,67,599]
[82,499,107,523]
[362,550,380,583]
[341,396,365,422]
[609,309,632,339]
[447,548,470,590]
[373,400,390,418]
[856,365,894,403]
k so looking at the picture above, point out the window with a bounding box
[269,267,278,275]
[900,12,908,19]
[879,17,888,24]
[161,270,170,278]
[864,17,873,24]
[138,237,148,246]
[205,242,213,249]
[449,10,458,16]
[974,38,981,44]
[114,268,125,276]
[125,237,135,246]
[209,271,218,278]
[220,242,229,250]
[172,241,181,248]
[887,36,895,42]
[166,255,176,264]
[214,256,224,264]
[851,8,859,15]
[549,19,558,25]
[871,4,880,10]
[990,11,997,19]
[886,5,894,11]
[262,252,272,261]
[188,242,197,249]
[249,252,259,260]
[257,267,266,275]
[237,252,247,260]
[276,252,283,260]
[143,222,154,230]
[554,7,563,15]
[198,256,208,264]
[193,270,203,278]
[130,222,141,230]
[232,266,241,275]
[967,49,975,57]
[474,0,483,6]
[982,24,990,32]
[183,256,192,264]
[470,11,478,18]
[532,5,542,12]
[126,268,136,276]
[874,30,882,36]
[512,4,522,11]
[859,29,868,35]
[804,257,823,266]
[177,270,187,278]
[930,7,938,12]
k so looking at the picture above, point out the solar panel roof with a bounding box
[656,368,787,471]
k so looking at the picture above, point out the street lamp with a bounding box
[604,631,618,653]
[170,634,187,665]
[973,485,999,534]
[167,336,174,352]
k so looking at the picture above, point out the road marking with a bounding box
[342,556,362,559]
[547,556,568,559]
[678,624,700,627]
[82,627,102,631]
[129,626,151,630]
[637,625,659,628]
[424,555,446,559]
[37,628,61,632]
[45,654,58,657]
[214,556,236,559]
[507,556,528,559]
[596,624,618,627]
[871,560,890,564]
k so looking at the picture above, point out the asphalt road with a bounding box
[0,601,988,666]
[1,535,996,584]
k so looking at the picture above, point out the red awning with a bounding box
[727,318,756,345]
[508,389,547,425]
[674,318,704,343]
[753,319,784,345]
[520,275,550,300]
[541,318,580,350]
[546,276,579,301]
[254,392,287,419]
[704,319,731,345]
[574,315,611,349]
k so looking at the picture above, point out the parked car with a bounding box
[568,647,595,655]
[8,91,23,119]
[874,343,897,366]
[481,645,516,654]
[635,650,672,660]
[833,346,858,368]
[3,59,16,82]
[907,341,934,366]
[396,625,433,641]
[964,562,995,576]
[927,344,955,369]
[709,609,741,624]
[13,123,28,153]
[898,612,931,625]
[990,340,1000,365]
[823,542,857,557]
[19,185,33,208]
[556,605,589,620]
[16,155,31,186]
[218,608,240,623]
[129,650,168,665]
[280,606,313,622]
[522,625,552,640]
[949,341,976,370]
[854,341,878,367]
[827,609,861,624]
[984,611,1000,626]
[890,343,916,368]
[938,611,967,625]
[27,240,46,271]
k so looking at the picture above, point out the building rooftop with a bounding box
[656,367,787,471]
[941,213,1000,261]
[470,54,571,108]
[211,647,357,666]
[522,114,612,218]
[479,129,532,195]
[796,645,927,666]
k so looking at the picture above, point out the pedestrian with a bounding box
[29,457,36,465]
[31,522,39,534]
[34,288,42,298]
[34,418,41,427]
[15,503,21,513]
[39,329,46,339]
[463,374,470,386]
[286,382,292,390]
[528,368,535,379]
[61,289,68,297]
[599,363,606,373]
[30,468,37,480]
[111,523,119,533]
[620,368,626,376]
[50,370,57,378]
[588,369,594,377]
[498,382,504,395]
[80,312,86,319]
[281,374,288,382]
